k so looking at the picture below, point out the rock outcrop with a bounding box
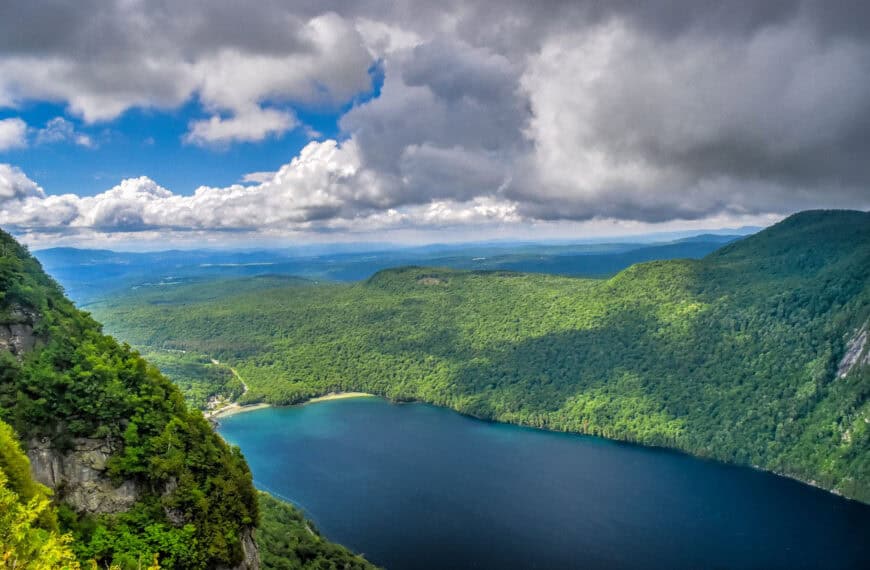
[838,322,870,378]
[26,439,262,568]
[218,528,261,570]
[0,307,39,359]
[26,437,140,514]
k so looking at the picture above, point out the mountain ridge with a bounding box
[90,209,870,502]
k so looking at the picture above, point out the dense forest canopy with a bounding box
[33,235,740,306]
[92,210,870,502]
[0,226,260,567]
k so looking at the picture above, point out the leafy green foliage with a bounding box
[35,238,734,306]
[140,350,243,410]
[59,503,199,569]
[0,228,258,569]
[92,211,870,502]
[0,419,80,569]
[0,419,57,530]
[257,492,378,570]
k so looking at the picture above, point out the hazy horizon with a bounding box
[30,222,763,254]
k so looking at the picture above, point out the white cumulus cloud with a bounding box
[35,117,94,147]
[0,144,524,243]
[0,118,27,151]
[0,164,43,201]
[2,0,870,240]
[184,107,298,146]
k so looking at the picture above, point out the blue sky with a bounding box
[0,1,867,249]
[0,64,384,198]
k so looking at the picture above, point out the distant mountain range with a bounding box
[35,232,749,305]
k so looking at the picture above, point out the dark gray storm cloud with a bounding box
[0,0,868,234]
[338,36,527,209]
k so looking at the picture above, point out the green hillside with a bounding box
[0,229,376,568]
[91,210,870,502]
[0,227,261,568]
[0,418,81,568]
[257,492,378,570]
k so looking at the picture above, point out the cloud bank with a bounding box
[0,0,868,243]
[0,142,518,240]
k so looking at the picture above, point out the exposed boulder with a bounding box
[26,437,139,514]
[0,307,39,359]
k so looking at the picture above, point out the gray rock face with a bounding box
[838,322,870,379]
[238,528,261,570]
[27,437,140,514]
[27,438,261,568]
[0,307,39,359]
[216,528,260,570]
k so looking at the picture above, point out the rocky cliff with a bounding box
[1,227,261,569]
[25,435,260,569]
[0,306,38,358]
[222,529,260,570]
[26,437,139,514]
[838,321,870,379]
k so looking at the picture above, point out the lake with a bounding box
[218,397,870,569]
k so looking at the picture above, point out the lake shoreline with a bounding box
[209,402,272,418]
[209,391,375,419]
[217,394,870,570]
[212,391,860,505]
[306,391,376,404]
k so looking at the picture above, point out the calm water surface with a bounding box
[218,398,870,570]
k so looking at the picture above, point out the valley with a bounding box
[5,2,869,567]
[3,209,868,568]
[89,210,870,503]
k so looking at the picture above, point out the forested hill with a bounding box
[0,228,261,567]
[91,210,870,503]
[0,229,378,569]
[33,233,741,306]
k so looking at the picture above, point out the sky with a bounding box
[0,0,868,249]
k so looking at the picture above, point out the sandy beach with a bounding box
[305,391,375,404]
[208,402,272,418]
[209,392,374,419]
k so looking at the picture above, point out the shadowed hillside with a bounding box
[91,210,870,502]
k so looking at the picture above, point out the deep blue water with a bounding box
[218,398,870,570]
